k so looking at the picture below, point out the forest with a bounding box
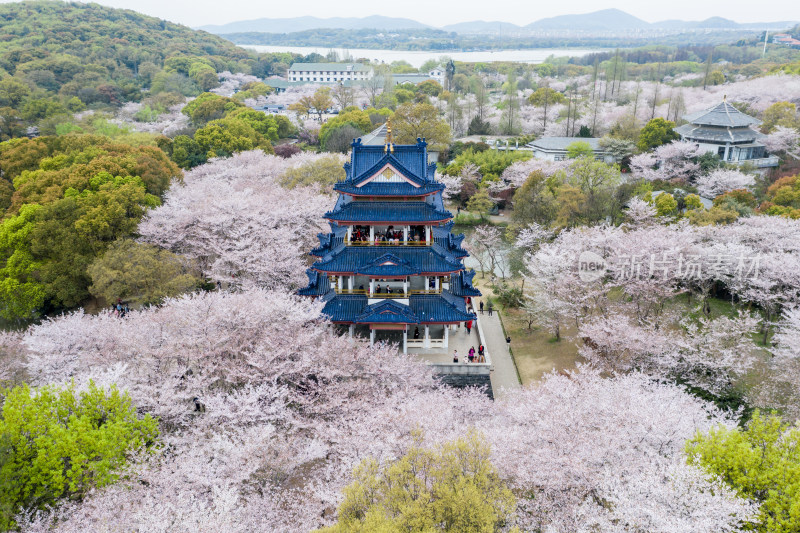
[0,0,800,531]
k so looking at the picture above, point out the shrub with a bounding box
[0,382,158,529]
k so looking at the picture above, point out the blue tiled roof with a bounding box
[310,224,346,257]
[410,294,476,323]
[334,182,444,197]
[321,294,366,322]
[325,201,451,223]
[432,225,468,258]
[355,300,419,324]
[450,270,481,297]
[313,245,463,276]
[320,292,477,324]
[347,139,432,184]
[297,269,331,296]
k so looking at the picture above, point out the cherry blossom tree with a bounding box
[15,296,755,533]
[138,150,331,289]
[500,158,570,188]
[211,71,260,97]
[436,173,462,200]
[464,225,504,278]
[695,169,756,198]
[630,141,702,183]
[482,367,755,532]
[763,125,800,154]
[624,197,658,226]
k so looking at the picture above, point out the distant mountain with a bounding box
[198,16,432,34]
[441,21,523,34]
[654,17,797,31]
[199,11,798,37]
[526,8,652,31]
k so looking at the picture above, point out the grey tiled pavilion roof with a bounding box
[682,101,761,128]
[675,124,765,144]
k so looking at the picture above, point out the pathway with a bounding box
[479,309,521,399]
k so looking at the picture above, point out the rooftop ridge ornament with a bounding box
[384,119,394,153]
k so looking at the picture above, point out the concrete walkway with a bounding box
[479,310,521,399]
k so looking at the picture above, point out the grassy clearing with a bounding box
[473,275,784,402]
[502,308,583,384]
[473,276,582,386]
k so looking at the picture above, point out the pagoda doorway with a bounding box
[369,325,409,353]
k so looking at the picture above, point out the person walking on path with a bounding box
[479,301,484,314]
[465,320,472,334]
[452,350,458,363]
[488,302,493,316]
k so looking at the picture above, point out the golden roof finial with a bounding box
[384,118,394,152]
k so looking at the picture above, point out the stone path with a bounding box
[479,309,521,398]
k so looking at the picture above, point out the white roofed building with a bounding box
[287,63,372,83]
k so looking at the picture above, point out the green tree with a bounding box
[194,117,274,158]
[560,157,621,222]
[294,87,334,122]
[684,193,704,211]
[444,149,530,181]
[707,70,725,86]
[321,123,363,153]
[760,102,799,133]
[0,204,46,319]
[182,93,242,125]
[319,109,372,151]
[88,239,199,306]
[637,118,679,152]
[390,102,451,151]
[467,189,495,219]
[687,411,800,533]
[0,381,158,529]
[318,431,516,533]
[170,135,207,169]
[527,87,567,131]
[566,141,594,159]
[511,171,558,227]
[279,155,346,192]
[654,192,678,216]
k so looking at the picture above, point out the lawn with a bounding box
[473,275,782,399]
[473,276,582,386]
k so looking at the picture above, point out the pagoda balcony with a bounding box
[346,239,430,246]
[333,287,443,296]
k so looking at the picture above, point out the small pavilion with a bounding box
[675,98,779,168]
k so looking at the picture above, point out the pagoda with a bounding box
[299,127,479,353]
[675,98,779,168]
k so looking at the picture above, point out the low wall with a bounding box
[429,363,492,399]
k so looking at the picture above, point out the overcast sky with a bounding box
[4,0,797,28]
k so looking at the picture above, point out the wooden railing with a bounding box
[335,289,368,295]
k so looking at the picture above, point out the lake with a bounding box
[241,45,600,68]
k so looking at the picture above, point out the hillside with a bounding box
[0,1,251,69]
[0,0,283,140]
